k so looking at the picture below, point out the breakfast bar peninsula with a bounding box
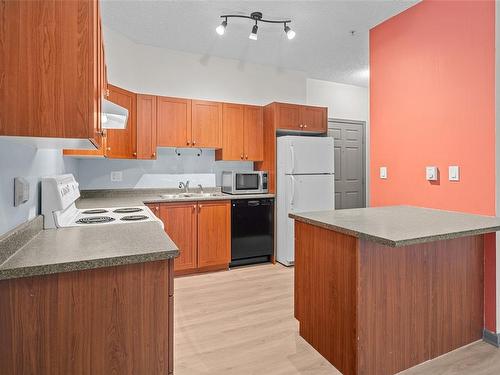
[290,206,500,375]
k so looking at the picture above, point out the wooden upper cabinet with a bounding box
[300,105,327,133]
[106,85,137,159]
[136,94,157,159]
[276,103,302,131]
[191,100,222,148]
[0,0,104,143]
[243,105,264,161]
[197,201,231,268]
[160,203,198,273]
[216,104,263,161]
[157,97,192,148]
[219,104,245,160]
[274,103,327,133]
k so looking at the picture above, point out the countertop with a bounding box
[0,220,179,281]
[290,205,500,247]
[77,188,275,209]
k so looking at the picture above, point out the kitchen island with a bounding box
[290,206,500,375]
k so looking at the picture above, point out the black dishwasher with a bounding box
[230,198,274,267]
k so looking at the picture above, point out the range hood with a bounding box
[101,98,128,130]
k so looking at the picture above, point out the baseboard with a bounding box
[483,329,500,347]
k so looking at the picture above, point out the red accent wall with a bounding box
[370,0,496,331]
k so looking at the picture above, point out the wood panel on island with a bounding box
[0,0,107,148]
[0,260,174,374]
[148,201,231,276]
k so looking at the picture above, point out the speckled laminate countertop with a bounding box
[76,188,275,209]
[290,206,500,247]
[0,220,179,281]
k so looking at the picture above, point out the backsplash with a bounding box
[75,147,253,190]
[0,139,79,236]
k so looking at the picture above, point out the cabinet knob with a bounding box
[152,152,156,157]
[240,154,244,159]
[106,89,110,97]
[299,124,303,128]
[186,141,191,146]
[133,152,137,157]
[192,141,196,146]
[106,147,111,151]
[304,124,308,128]
[245,155,248,159]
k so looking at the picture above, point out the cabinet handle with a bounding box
[192,205,196,212]
[106,89,110,97]
[198,204,202,212]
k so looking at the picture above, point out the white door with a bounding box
[278,136,335,175]
[276,174,335,266]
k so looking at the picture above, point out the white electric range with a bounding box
[41,174,163,229]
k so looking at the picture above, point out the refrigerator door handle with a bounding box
[290,144,295,174]
[290,175,296,206]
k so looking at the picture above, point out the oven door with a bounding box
[234,173,262,193]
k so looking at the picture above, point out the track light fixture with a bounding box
[215,12,295,41]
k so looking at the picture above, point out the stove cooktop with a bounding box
[63,206,163,228]
[76,216,115,224]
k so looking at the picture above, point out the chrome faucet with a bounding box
[179,180,190,193]
[197,184,204,194]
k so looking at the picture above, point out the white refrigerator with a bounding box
[276,136,335,266]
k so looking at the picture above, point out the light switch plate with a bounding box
[110,171,123,182]
[14,177,30,206]
[449,166,460,181]
[380,167,388,179]
[426,166,438,181]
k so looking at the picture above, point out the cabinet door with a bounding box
[160,203,198,273]
[192,100,222,148]
[197,201,231,268]
[221,103,245,160]
[136,94,157,159]
[276,103,301,131]
[157,96,192,148]
[300,106,327,133]
[106,85,137,159]
[243,105,264,161]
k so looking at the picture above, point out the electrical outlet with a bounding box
[426,166,438,181]
[449,166,460,181]
[110,171,123,182]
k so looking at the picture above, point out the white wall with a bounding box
[104,27,307,105]
[77,148,252,190]
[0,140,79,236]
[306,78,370,205]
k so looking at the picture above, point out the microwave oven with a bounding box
[221,171,269,194]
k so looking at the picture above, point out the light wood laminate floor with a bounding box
[174,263,500,375]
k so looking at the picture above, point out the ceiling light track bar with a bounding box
[220,14,291,25]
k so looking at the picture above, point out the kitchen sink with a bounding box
[159,192,224,199]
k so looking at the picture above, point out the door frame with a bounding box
[328,118,367,209]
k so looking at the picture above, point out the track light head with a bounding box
[284,25,295,40]
[249,23,258,41]
[216,19,227,35]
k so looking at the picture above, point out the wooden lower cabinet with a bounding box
[197,201,231,268]
[159,202,198,273]
[155,200,231,276]
[0,260,174,375]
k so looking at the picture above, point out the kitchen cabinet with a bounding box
[191,100,223,148]
[136,94,158,159]
[0,0,106,146]
[106,85,137,159]
[197,201,231,268]
[157,96,192,148]
[216,104,263,161]
[275,103,327,133]
[156,200,231,275]
[159,203,198,273]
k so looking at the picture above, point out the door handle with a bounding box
[248,201,260,206]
